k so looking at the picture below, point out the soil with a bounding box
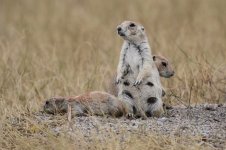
[9,104,226,149]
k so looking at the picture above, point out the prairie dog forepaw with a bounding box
[133,76,143,86]
[116,74,123,84]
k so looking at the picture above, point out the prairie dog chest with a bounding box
[124,44,142,71]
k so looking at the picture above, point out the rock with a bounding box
[204,104,218,111]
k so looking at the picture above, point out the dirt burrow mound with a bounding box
[9,104,226,149]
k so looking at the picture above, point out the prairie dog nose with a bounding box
[117,27,122,32]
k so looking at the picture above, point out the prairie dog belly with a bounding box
[125,47,141,76]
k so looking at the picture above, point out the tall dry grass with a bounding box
[0,0,225,149]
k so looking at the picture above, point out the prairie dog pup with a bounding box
[107,54,174,97]
[153,55,174,78]
[43,91,127,117]
[44,96,68,114]
[116,21,164,117]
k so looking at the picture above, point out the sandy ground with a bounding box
[23,104,225,149]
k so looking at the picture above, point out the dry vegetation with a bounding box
[0,0,225,149]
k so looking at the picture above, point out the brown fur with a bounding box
[153,55,174,78]
[43,91,127,117]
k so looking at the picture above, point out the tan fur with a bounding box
[153,55,174,78]
[43,91,127,117]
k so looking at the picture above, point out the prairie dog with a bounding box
[116,21,153,85]
[43,91,127,117]
[153,55,174,78]
[116,21,164,117]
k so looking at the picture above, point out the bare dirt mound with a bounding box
[29,104,225,149]
[5,104,226,149]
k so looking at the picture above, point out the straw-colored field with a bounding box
[0,0,225,149]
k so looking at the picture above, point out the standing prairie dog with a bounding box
[43,91,127,117]
[116,21,153,85]
[116,21,164,117]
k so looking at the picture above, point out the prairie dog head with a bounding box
[117,21,146,43]
[153,55,174,78]
[43,97,68,114]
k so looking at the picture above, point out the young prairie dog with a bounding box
[43,91,127,117]
[153,55,174,78]
[116,21,164,118]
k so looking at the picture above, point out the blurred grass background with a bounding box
[0,0,226,149]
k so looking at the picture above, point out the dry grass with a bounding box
[0,0,225,149]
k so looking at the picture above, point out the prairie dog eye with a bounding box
[45,101,50,105]
[129,23,136,27]
[162,62,167,67]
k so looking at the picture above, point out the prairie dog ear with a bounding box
[153,55,156,61]
[141,26,145,31]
